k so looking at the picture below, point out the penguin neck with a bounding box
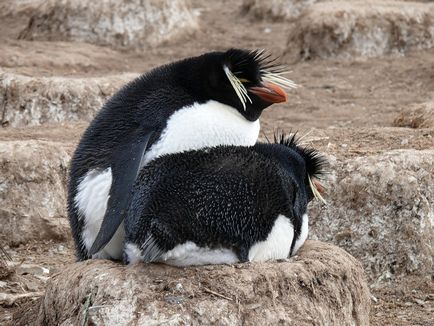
[143,100,260,164]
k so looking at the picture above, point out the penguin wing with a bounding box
[89,128,154,256]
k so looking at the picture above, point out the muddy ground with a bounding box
[0,0,433,325]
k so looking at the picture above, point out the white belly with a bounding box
[248,215,295,262]
[126,215,300,266]
[124,241,239,266]
[159,241,239,266]
[75,100,260,260]
[291,213,309,255]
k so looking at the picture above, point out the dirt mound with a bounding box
[309,149,434,282]
[17,0,199,50]
[285,1,434,60]
[19,241,370,325]
[241,0,316,21]
[393,101,434,129]
[0,72,137,127]
[241,0,432,22]
[0,140,72,246]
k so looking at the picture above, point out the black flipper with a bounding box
[89,129,153,256]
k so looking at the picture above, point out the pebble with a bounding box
[413,298,426,306]
[175,283,183,292]
[16,264,50,276]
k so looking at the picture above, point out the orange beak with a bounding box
[249,81,288,103]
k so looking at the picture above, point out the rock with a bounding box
[0,72,137,127]
[28,241,370,325]
[0,140,71,245]
[309,149,434,282]
[16,264,50,276]
[393,101,434,129]
[17,0,199,51]
[285,1,434,60]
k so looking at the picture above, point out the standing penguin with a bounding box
[123,133,326,265]
[68,49,296,260]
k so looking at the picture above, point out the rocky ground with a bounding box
[0,0,433,325]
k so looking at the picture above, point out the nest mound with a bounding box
[17,0,199,50]
[241,0,316,21]
[20,241,370,325]
[0,140,71,245]
[310,149,434,282]
[0,72,137,127]
[284,1,434,60]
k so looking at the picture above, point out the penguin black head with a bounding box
[174,49,297,121]
[273,132,327,203]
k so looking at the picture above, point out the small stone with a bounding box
[175,283,183,292]
[24,280,40,292]
[33,275,50,283]
[164,295,185,304]
[16,264,50,276]
[414,298,426,306]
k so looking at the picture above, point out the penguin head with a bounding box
[273,133,327,204]
[177,49,297,121]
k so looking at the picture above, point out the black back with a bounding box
[125,134,326,263]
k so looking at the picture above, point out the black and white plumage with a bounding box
[123,134,326,266]
[68,49,296,261]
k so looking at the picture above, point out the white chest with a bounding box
[143,100,260,164]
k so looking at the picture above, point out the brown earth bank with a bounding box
[14,241,371,326]
[1,241,432,325]
[0,0,433,325]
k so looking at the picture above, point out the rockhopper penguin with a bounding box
[68,49,297,260]
[124,133,326,265]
